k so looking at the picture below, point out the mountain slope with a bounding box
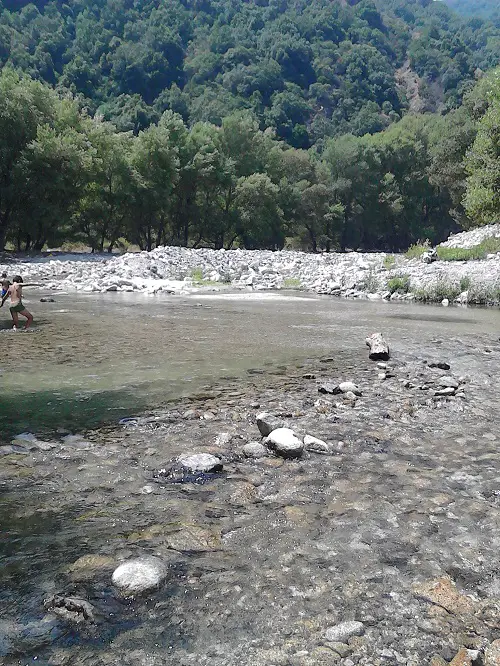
[0,0,498,146]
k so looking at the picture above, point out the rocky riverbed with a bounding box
[1,319,500,665]
[2,225,500,306]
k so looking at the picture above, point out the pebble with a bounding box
[243,441,268,458]
[177,453,223,473]
[303,434,330,454]
[256,412,283,437]
[324,621,365,643]
[339,382,362,396]
[438,376,459,389]
[264,428,304,458]
[111,556,167,595]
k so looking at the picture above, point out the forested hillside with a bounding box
[445,0,500,22]
[0,0,499,146]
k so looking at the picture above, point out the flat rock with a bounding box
[303,434,330,454]
[68,554,114,581]
[339,382,362,396]
[435,387,456,397]
[256,412,283,437]
[112,556,167,595]
[413,576,476,615]
[324,621,365,643]
[264,428,304,459]
[243,441,268,458]
[438,376,459,389]
[484,640,500,666]
[177,453,223,473]
[449,648,479,666]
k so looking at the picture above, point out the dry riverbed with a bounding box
[1,324,500,665]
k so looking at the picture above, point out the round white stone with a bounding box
[112,556,167,594]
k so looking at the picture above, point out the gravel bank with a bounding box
[2,225,500,305]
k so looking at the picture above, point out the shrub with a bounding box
[383,254,396,269]
[414,279,461,303]
[437,237,500,262]
[359,269,380,292]
[405,242,430,259]
[190,267,204,282]
[387,275,410,294]
[459,276,471,292]
[282,277,302,289]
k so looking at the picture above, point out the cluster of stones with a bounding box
[2,224,500,305]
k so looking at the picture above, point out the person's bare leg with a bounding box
[19,309,33,330]
[11,311,19,331]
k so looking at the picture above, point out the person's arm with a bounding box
[20,283,41,287]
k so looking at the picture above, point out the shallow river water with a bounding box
[1,291,500,665]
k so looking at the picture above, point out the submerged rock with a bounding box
[324,621,365,643]
[177,453,223,473]
[112,556,167,595]
[264,428,304,459]
[318,382,339,395]
[44,594,95,624]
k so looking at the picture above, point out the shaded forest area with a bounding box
[0,0,498,253]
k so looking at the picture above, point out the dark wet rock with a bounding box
[256,412,284,437]
[324,621,365,643]
[264,427,304,459]
[243,441,268,458]
[44,594,95,624]
[318,383,339,395]
[366,332,390,361]
[112,556,167,595]
[303,434,329,454]
[40,297,55,302]
[178,453,223,473]
[429,361,451,370]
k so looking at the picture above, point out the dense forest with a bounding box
[0,0,498,253]
[0,0,499,145]
[445,0,500,22]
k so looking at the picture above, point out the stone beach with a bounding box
[2,225,500,305]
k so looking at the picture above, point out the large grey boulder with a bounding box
[264,428,304,459]
[303,434,330,454]
[112,556,167,595]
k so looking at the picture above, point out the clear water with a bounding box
[2,291,500,665]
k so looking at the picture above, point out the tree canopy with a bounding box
[0,0,498,147]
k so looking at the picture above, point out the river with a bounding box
[1,292,500,665]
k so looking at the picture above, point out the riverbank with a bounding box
[2,225,500,306]
[1,314,500,665]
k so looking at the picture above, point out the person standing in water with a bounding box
[0,275,36,330]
